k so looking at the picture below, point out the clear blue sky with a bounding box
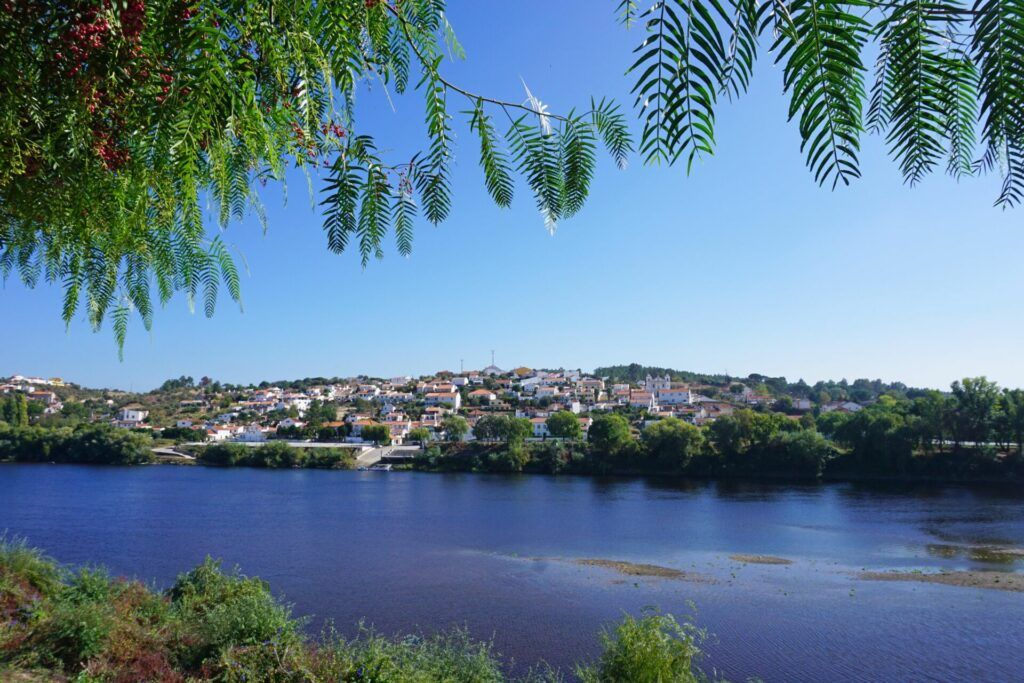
[3,1,1023,391]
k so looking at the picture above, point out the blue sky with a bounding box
[3,1,1023,391]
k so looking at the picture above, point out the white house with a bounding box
[236,424,267,442]
[535,386,560,400]
[469,389,497,404]
[424,391,461,410]
[822,401,863,413]
[387,421,412,444]
[530,417,550,438]
[117,406,149,423]
[205,427,233,442]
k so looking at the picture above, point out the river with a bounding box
[1,464,1022,681]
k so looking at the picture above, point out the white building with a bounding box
[424,391,462,410]
[535,386,560,400]
[629,391,657,410]
[644,374,672,392]
[236,424,267,442]
[656,387,692,405]
[468,389,497,404]
[117,406,149,423]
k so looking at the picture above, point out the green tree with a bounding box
[159,376,195,392]
[912,390,952,454]
[60,401,91,422]
[472,415,505,441]
[440,416,469,442]
[546,411,582,440]
[8,395,30,428]
[950,377,1001,446]
[408,427,431,445]
[998,388,1024,454]
[641,418,705,471]
[504,417,533,445]
[360,424,391,445]
[588,414,633,455]
[303,400,336,428]
[833,401,915,473]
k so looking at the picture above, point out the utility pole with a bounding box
[460,358,464,374]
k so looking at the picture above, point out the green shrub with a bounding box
[27,568,117,670]
[305,448,356,469]
[0,535,63,599]
[485,445,530,473]
[198,443,250,466]
[576,611,705,683]
[168,558,298,667]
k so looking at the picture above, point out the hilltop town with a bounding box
[0,365,886,447]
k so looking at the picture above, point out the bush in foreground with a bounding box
[0,539,719,682]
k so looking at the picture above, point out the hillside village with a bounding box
[0,366,870,446]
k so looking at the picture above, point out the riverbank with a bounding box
[0,540,710,682]
[4,420,1024,485]
[407,440,1024,487]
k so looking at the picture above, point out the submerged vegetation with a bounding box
[0,539,715,682]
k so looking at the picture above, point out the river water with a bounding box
[1,464,1022,681]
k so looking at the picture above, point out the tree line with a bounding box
[197,442,355,470]
[0,423,153,466]
[416,378,1024,482]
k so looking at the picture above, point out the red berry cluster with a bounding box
[321,122,346,139]
[93,130,130,170]
[120,0,146,42]
[59,6,112,76]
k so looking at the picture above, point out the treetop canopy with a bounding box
[1,0,1021,353]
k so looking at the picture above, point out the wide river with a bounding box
[1,464,1022,681]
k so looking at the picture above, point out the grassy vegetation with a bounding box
[0,539,717,682]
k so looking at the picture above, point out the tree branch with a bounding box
[383,2,569,122]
